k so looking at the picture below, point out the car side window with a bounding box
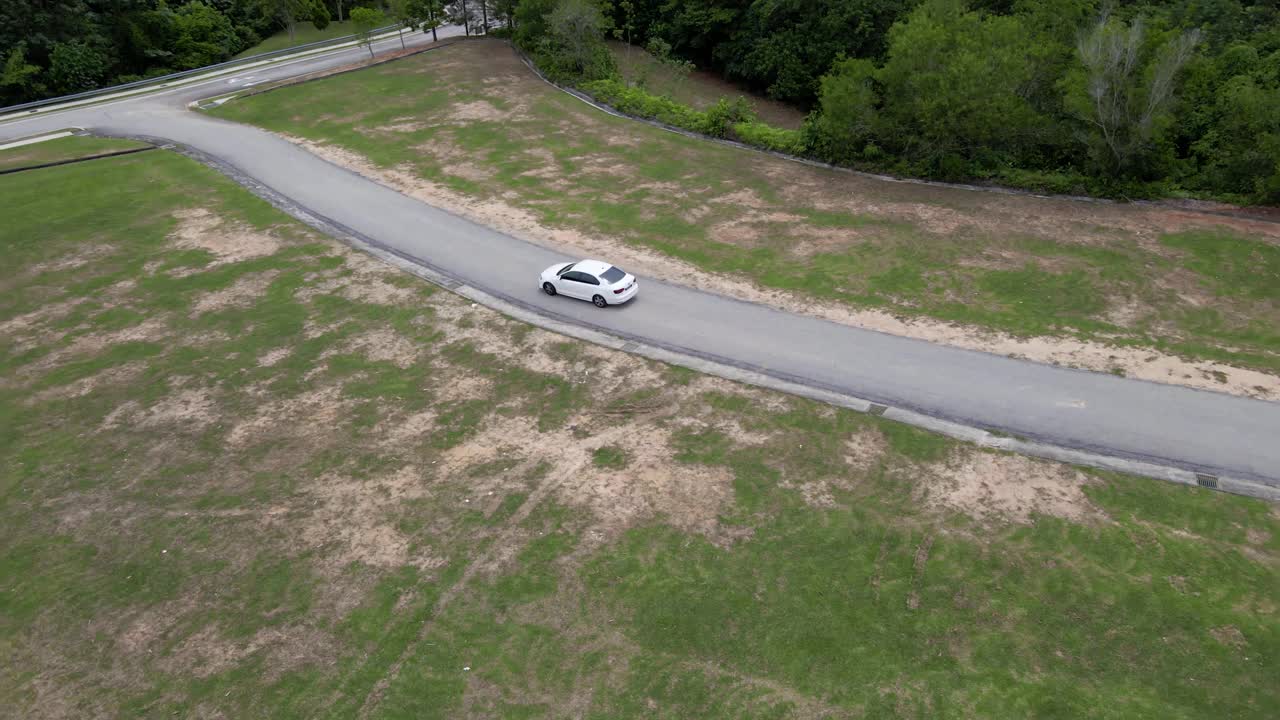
[563,271,599,285]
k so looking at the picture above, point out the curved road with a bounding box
[3,30,1279,494]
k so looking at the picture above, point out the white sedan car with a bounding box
[539,259,638,307]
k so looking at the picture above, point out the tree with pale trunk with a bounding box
[351,6,385,59]
[1067,11,1201,175]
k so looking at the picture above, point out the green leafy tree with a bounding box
[1,42,43,104]
[614,0,636,77]
[491,0,518,29]
[722,0,910,106]
[173,2,241,68]
[410,0,446,41]
[351,6,385,59]
[875,0,1047,176]
[312,2,331,30]
[48,40,109,95]
[513,0,558,48]
[388,0,412,49]
[808,57,881,164]
[258,0,330,41]
[544,0,614,80]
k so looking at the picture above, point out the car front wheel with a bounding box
[592,295,607,308]
[542,282,557,296]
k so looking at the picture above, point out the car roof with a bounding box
[574,259,613,276]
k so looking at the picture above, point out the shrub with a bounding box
[700,96,754,137]
[579,78,706,130]
[732,121,805,155]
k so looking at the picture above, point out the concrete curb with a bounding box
[110,132,1279,503]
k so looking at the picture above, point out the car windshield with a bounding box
[557,262,576,276]
[600,266,626,284]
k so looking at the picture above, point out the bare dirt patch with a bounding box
[1210,625,1248,649]
[28,243,117,275]
[162,624,336,680]
[447,99,511,123]
[258,347,292,367]
[24,362,144,405]
[277,133,1280,400]
[302,465,447,570]
[170,207,282,262]
[192,270,279,314]
[334,327,422,368]
[226,385,353,448]
[918,450,1104,525]
[135,387,220,430]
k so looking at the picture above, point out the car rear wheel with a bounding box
[542,282,557,296]
[592,295,607,308]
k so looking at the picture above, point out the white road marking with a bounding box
[0,130,76,150]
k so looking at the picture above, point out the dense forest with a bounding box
[516,0,1280,203]
[4,0,1278,202]
[0,0,326,104]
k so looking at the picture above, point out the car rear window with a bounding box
[601,266,626,283]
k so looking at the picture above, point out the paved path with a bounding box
[3,31,1278,494]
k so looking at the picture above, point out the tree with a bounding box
[613,0,635,81]
[0,42,43,105]
[491,0,519,30]
[1066,12,1201,175]
[258,0,330,41]
[808,57,881,164]
[48,40,109,95]
[388,0,412,49]
[410,0,446,41]
[546,0,613,79]
[722,0,910,106]
[173,2,241,69]
[874,0,1047,176]
[513,0,557,48]
[351,6,385,59]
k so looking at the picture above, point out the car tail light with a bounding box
[613,287,626,294]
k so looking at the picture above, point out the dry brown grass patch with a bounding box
[917,449,1105,526]
[170,207,282,262]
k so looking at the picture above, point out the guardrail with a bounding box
[0,23,402,115]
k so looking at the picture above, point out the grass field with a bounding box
[210,39,1280,381]
[1,137,1277,718]
[235,21,362,59]
[0,135,148,171]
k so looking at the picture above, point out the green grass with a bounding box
[591,445,630,469]
[210,39,1280,375]
[234,20,364,59]
[1,145,1276,718]
[0,134,148,170]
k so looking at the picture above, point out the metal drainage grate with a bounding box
[1195,474,1219,490]
[868,403,888,416]
[620,341,639,353]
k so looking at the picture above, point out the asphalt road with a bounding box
[3,29,1279,488]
